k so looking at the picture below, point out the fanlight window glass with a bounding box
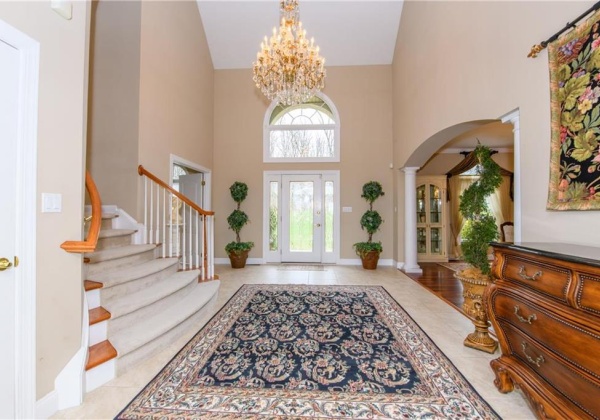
[265,96,339,162]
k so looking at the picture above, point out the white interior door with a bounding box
[179,173,204,207]
[0,37,19,419]
[281,175,322,263]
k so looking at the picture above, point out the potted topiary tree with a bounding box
[353,181,385,269]
[456,144,502,353]
[225,181,254,269]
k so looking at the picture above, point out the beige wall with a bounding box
[88,0,141,217]
[0,1,90,398]
[393,1,599,263]
[88,1,214,220]
[138,1,214,196]
[214,66,394,260]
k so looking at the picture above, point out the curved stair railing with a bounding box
[61,171,102,253]
[138,165,215,280]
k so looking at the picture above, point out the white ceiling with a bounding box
[196,1,405,70]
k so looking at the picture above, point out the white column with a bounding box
[501,109,521,243]
[402,167,422,273]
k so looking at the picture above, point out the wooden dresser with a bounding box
[485,242,600,419]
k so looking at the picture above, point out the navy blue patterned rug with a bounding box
[116,285,500,419]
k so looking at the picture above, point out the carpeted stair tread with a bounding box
[98,229,137,239]
[86,340,117,371]
[85,244,157,264]
[87,258,179,287]
[89,306,111,325]
[111,281,220,359]
[104,270,200,319]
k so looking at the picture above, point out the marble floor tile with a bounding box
[51,263,535,419]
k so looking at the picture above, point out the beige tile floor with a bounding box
[52,264,535,419]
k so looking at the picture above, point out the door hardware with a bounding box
[0,257,13,271]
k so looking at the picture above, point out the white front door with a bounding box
[0,37,20,419]
[281,175,322,262]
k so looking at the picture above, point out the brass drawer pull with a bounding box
[514,305,537,324]
[522,342,545,367]
[518,265,542,281]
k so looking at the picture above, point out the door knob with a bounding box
[0,257,13,271]
[316,224,321,227]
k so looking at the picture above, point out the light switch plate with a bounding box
[42,193,62,213]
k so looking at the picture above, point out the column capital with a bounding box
[500,109,520,125]
[401,166,420,174]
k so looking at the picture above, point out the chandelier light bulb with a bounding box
[252,0,326,106]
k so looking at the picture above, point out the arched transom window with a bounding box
[264,95,340,162]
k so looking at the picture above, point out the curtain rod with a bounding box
[528,1,600,58]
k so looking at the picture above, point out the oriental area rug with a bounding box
[116,285,499,419]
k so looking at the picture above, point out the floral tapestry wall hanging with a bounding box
[547,9,600,210]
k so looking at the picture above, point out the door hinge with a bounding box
[201,181,206,186]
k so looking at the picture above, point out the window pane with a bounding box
[430,228,441,254]
[273,107,334,125]
[289,182,313,252]
[324,181,334,253]
[270,129,334,158]
[269,181,278,251]
[430,185,441,223]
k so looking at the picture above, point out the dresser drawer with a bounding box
[500,322,600,418]
[577,273,600,316]
[501,255,571,302]
[492,292,600,379]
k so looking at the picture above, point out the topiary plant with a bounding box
[225,182,254,267]
[458,144,502,277]
[353,181,385,269]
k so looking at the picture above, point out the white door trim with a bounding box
[500,109,521,242]
[169,154,212,211]
[0,18,39,419]
[263,170,340,264]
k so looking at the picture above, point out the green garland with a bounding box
[458,145,502,275]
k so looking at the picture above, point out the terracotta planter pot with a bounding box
[360,251,380,270]
[228,250,250,269]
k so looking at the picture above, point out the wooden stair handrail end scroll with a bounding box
[61,171,102,253]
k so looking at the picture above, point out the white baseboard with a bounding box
[215,258,396,267]
[337,258,362,266]
[338,258,394,266]
[215,257,265,265]
[35,390,58,419]
[396,261,405,270]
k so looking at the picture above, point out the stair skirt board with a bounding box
[85,359,115,393]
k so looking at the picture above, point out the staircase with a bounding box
[83,212,220,391]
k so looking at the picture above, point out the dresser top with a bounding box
[491,242,600,269]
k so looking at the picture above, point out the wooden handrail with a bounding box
[138,165,214,216]
[61,171,102,253]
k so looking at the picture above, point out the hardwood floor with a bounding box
[404,262,465,314]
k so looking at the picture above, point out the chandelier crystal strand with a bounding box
[253,0,326,106]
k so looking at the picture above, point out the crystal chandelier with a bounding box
[253,0,326,106]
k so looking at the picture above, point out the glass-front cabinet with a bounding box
[416,176,447,262]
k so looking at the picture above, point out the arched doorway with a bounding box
[401,115,520,273]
